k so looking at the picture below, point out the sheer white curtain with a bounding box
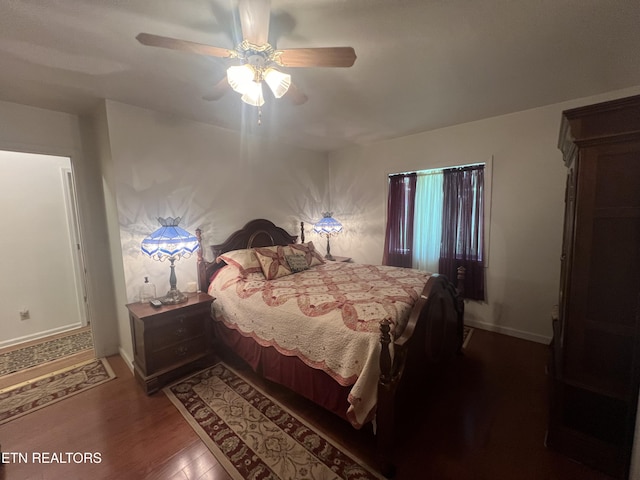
[412,170,443,273]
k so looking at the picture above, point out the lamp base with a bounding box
[159,288,188,305]
[325,254,335,261]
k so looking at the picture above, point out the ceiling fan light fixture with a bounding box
[137,1,357,112]
[240,81,265,107]
[264,68,291,99]
[226,64,256,94]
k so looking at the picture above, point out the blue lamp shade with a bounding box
[313,212,343,261]
[312,212,343,237]
[141,217,199,261]
[141,217,199,305]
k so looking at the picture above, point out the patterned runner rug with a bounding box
[0,328,94,376]
[164,362,383,480]
[0,358,115,425]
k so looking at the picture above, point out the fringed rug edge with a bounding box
[0,358,116,425]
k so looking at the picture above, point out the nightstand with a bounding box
[327,256,352,262]
[126,292,215,394]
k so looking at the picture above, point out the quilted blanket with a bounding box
[209,261,430,428]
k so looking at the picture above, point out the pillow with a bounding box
[254,246,293,280]
[216,249,263,275]
[285,254,309,273]
[286,241,325,267]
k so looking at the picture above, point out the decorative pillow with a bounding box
[216,249,263,275]
[254,246,293,280]
[285,254,309,273]
[286,241,325,267]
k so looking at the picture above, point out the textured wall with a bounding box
[102,101,329,360]
[0,100,118,356]
[327,86,640,343]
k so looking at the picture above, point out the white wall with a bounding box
[0,100,119,358]
[78,103,126,360]
[327,85,640,344]
[101,100,329,362]
[0,151,82,346]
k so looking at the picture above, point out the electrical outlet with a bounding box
[19,309,30,321]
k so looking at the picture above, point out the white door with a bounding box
[61,166,90,327]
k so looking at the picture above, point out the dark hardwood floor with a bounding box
[0,328,615,480]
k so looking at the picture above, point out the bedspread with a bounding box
[208,261,430,427]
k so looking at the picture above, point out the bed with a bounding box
[196,218,464,476]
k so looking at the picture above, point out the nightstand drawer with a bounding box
[151,336,207,373]
[150,313,205,351]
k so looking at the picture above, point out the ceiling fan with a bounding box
[136,0,357,108]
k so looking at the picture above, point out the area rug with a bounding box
[462,326,474,349]
[0,358,115,425]
[164,362,384,480]
[0,328,94,376]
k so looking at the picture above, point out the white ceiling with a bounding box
[1,0,640,152]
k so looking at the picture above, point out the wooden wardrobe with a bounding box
[548,94,640,479]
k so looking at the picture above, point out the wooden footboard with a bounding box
[376,269,465,477]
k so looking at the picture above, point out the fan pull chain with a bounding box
[258,106,262,126]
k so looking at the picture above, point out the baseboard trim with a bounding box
[118,347,134,373]
[465,320,552,345]
[0,323,83,349]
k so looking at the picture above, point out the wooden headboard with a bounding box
[196,219,301,292]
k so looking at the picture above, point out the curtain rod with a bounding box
[389,162,485,178]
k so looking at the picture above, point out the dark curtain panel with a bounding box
[439,165,485,300]
[382,173,417,267]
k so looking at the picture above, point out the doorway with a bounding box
[0,150,94,386]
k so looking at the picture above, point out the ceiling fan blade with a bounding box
[286,82,308,105]
[277,47,356,68]
[202,77,231,101]
[238,0,271,46]
[136,33,235,59]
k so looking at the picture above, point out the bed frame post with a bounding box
[456,266,466,297]
[377,319,397,478]
[456,266,466,353]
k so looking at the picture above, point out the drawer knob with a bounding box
[175,327,187,337]
[175,345,188,357]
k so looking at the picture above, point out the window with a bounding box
[383,163,486,300]
[412,169,443,272]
